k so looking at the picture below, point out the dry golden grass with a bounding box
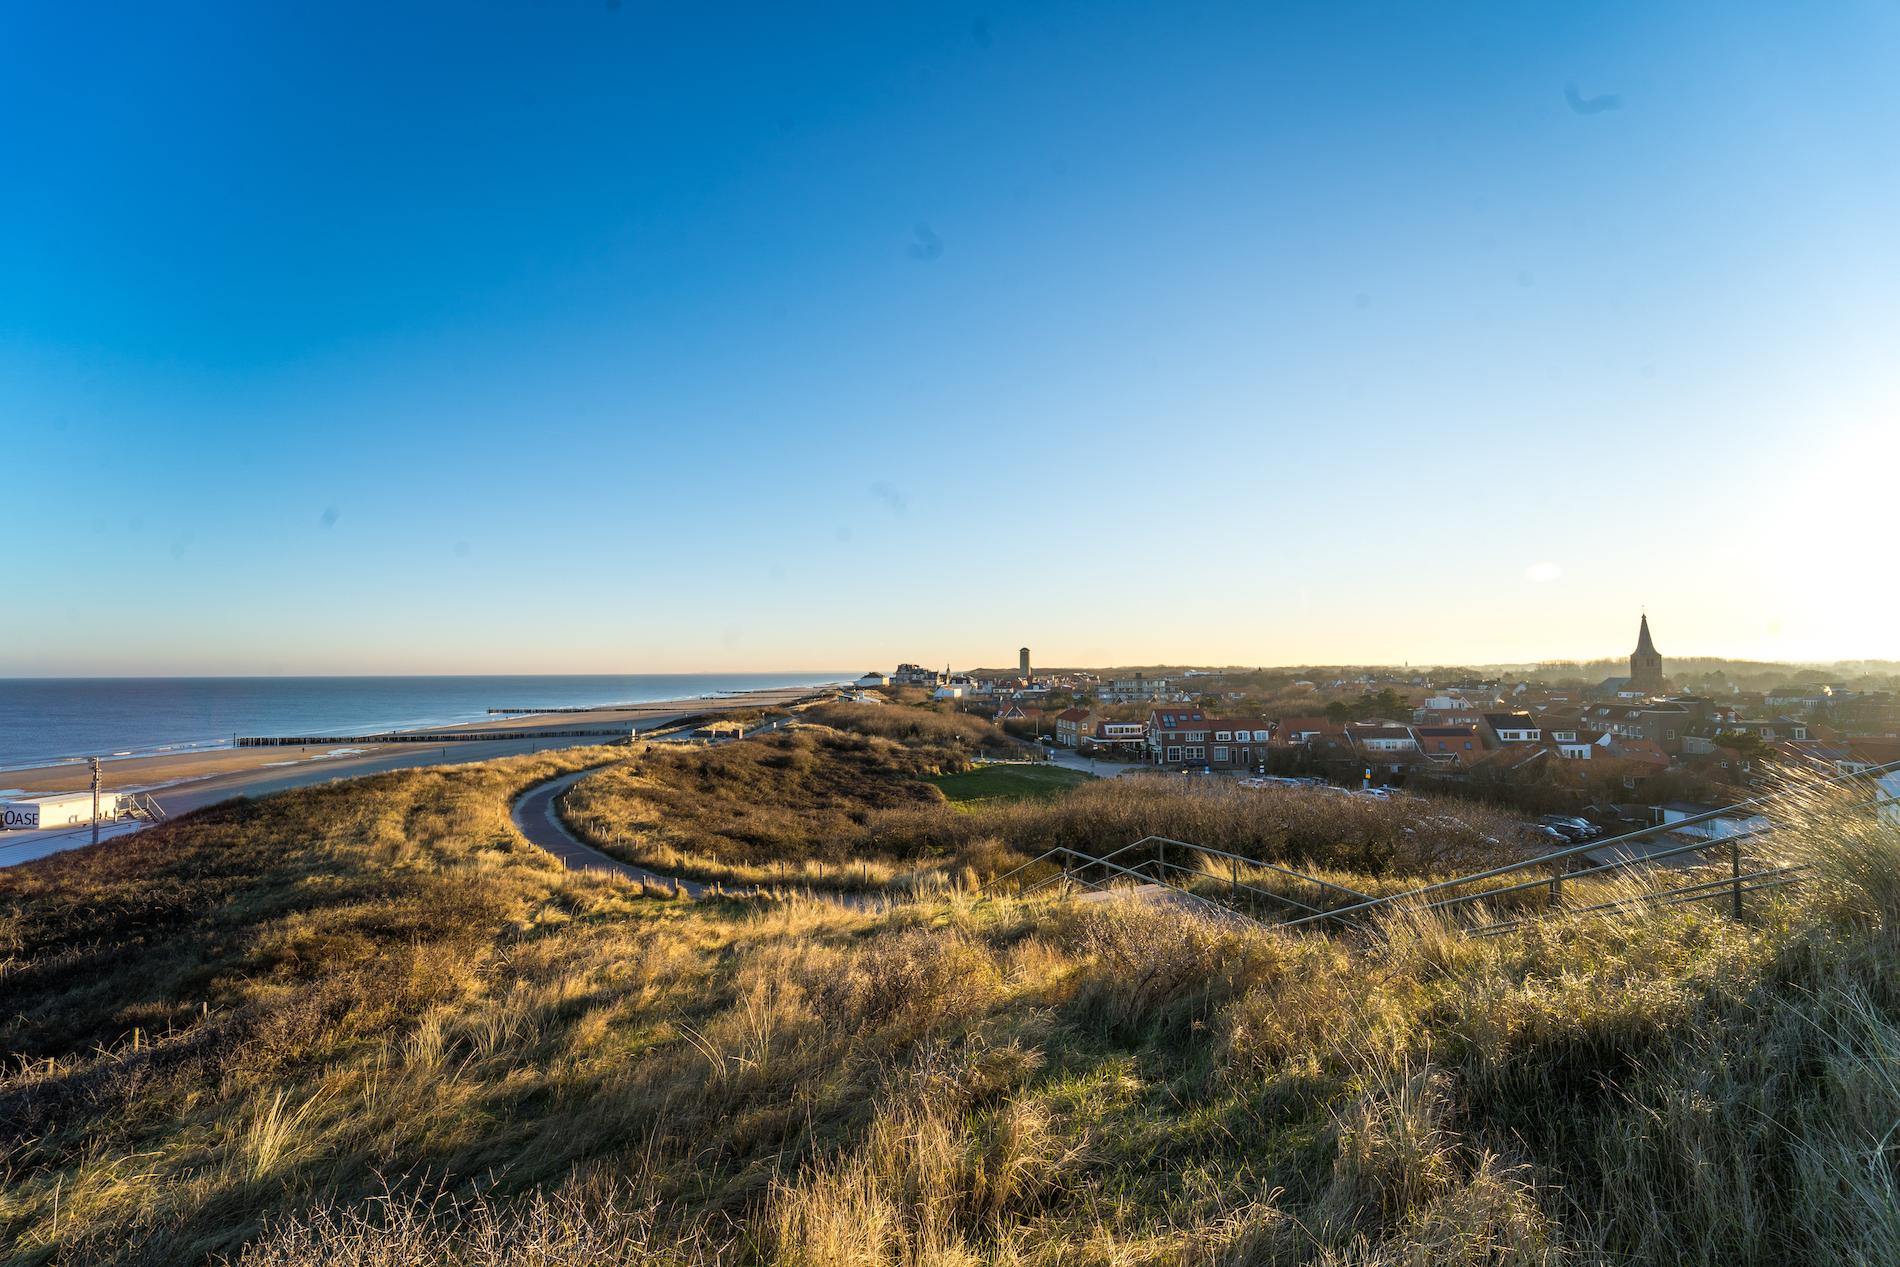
[560,704,1535,898]
[0,749,1895,1266]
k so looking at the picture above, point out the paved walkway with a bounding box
[510,768,709,895]
[1038,748,1149,778]
[509,767,881,909]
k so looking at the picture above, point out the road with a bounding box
[0,713,704,871]
[1037,747,1149,778]
[508,764,878,909]
[510,767,710,894]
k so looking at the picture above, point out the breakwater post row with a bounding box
[486,708,614,714]
[235,729,638,747]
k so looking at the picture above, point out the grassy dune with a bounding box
[929,764,1092,805]
[559,705,1533,896]
[2,747,1897,1265]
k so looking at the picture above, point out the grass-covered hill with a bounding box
[558,704,1531,895]
[2,743,1897,1265]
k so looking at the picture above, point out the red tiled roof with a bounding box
[1846,738,1900,765]
[1605,738,1670,767]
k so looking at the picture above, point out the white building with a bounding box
[1090,721,1148,750]
[1,791,124,831]
[1484,713,1542,744]
[892,663,945,688]
[1349,725,1418,753]
[1653,802,1771,841]
[1099,673,1170,703]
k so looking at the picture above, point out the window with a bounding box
[1185,746,1205,761]
[1213,746,1229,762]
[1166,746,1182,762]
[1215,731,1232,742]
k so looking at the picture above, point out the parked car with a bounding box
[1538,814,1602,840]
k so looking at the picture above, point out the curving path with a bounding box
[510,768,711,896]
[510,768,879,909]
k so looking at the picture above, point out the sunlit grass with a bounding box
[929,763,1092,805]
[0,749,1894,1265]
[560,704,1539,897]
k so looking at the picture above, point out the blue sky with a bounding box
[2,1,1895,673]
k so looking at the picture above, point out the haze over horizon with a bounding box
[3,1,1896,675]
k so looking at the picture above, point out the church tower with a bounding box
[1629,614,1664,693]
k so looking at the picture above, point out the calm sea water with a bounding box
[0,674,846,772]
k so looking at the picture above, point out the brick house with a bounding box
[1053,707,1092,748]
[1147,706,1209,766]
[1146,707,1272,768]
[1205,718,1274,770]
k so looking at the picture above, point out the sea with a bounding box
[0,674,847,772]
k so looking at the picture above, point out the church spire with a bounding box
[1629,612,1664,692]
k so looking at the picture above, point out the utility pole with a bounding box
[90,756,102,847]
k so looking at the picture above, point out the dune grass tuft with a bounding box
[1,749,1895,1264]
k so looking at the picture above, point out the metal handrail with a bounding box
[992,837,1149,894]
[991,832,1363,906]
[1410,791,1892,925]
[988,759,1898,940]
[1133,835,1372,899]
[1140,854,1325,915]
[1009,845,1266,926]
[1277,761,1900,931]
[1427,788,1893,920]
[1010,847,1159,899]
[1469,862,1814,936]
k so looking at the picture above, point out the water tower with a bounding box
[1019,647,1031,680]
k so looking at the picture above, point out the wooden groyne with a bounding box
[236,729,638,748]
[486,707,630,714]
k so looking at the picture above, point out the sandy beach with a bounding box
[0,684,830,811]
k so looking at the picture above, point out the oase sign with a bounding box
[1,805,42,830]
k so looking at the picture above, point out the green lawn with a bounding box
[929,762,1093,805]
